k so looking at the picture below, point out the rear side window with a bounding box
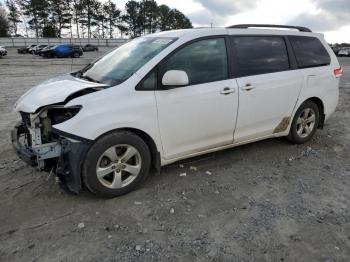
[289,36,331,68]
[164,38,228,86]
[233,36,290,77]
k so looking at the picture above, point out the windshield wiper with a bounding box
[79,75,100,83]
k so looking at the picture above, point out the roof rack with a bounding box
[227,24,312,32]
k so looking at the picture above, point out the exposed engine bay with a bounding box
[11,105,90,193]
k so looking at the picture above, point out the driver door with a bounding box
[155,37,239,159]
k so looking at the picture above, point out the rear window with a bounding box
[289,36,330,68]
[233,36,290,77]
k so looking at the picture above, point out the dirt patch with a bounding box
[273,117,291,133]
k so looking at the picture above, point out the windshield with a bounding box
[79,37,177,86]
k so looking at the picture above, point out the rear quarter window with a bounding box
[289,36,331,68]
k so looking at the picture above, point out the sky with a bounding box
[1,0,349,43]
[107,0,350,44]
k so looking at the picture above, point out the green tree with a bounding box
[80,0,98,38]
[91,1,103,38]
[42,22,57,37]
[72,0,83,38]
[104,0,121,39]
[5,0,22,36]
[122,0,192,37]
[157,4,172,31]
[49,0,72,38]
[0,3,9,37]
[171,9,192,29]
[122,0,142,38]
[140,0,158,34]
[18,0,50,37]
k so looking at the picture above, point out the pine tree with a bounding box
[49,0,72,38]
[104,0,121,39]
[5,0,22,36]
[122,0,142,38]
[140,0,158,34]
[17,0,50,37]
[72,0,83,38]
[0,3,9,37]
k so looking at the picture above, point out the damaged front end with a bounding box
[11,105,90,194]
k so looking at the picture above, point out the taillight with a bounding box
[334,67,343,78]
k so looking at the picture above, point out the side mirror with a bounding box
[162,70,189,87]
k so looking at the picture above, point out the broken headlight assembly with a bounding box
[47,105,82,125]
[40,105,82,143]
[12,105,82,170]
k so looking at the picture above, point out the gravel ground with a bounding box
[0,48,349,262]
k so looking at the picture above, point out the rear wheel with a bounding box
[73,52,80,58]
[288,101,320,144]
[82,131,151,198]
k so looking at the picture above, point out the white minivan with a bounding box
[12,24,342,198]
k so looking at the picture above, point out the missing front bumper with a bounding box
[11,122,61,168]
[11,122,91,194]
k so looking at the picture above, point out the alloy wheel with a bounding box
[96,144,142,189]
[296,108,316,138]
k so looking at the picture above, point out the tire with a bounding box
[73,52,79,58]
[288,100,320,144]
[82,131,151,198]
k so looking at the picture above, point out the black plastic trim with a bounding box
[284,36,299,70]
[52,128,92,144]
[135,68,158,91]
[56,139,90,194]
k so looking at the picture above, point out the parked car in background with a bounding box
[41,46,55,57]
[331,46,340,55]
[82,44,99,52]
[17,47,27,54]
[41,44,83,58]
[338,48,350,57]
[37,45,54,56]
[33,45,48,55]
[12,24,341,198]
[17,44,36,54]
[0,46,7,58]
[28,45,39,54]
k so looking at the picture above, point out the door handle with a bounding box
[220,87,235,95]
[241,83,255,91]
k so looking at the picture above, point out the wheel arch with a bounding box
[304,97,325,128]
[94,127,161,173]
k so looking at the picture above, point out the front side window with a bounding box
[233,36,290,77]
[164,38,228,86]
[80,37,177,86]
[137,70,157,90]
[289,36,331,68]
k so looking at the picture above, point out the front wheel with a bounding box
[288,101,320,144]
[82,131,151,198]
[73,52,80,58]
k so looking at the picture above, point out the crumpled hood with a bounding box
[14,74,108,113]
